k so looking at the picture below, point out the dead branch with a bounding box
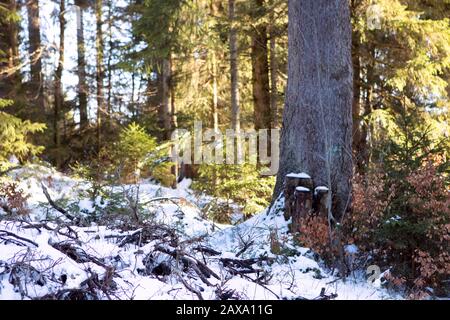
[193,246,221,256]
[0,230,38,247]
[40,183,76,221]
[178,275,204,300]
[154,245,220,286]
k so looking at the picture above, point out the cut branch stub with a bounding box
[284,172,313,221]
[314,186,330,219]
[292,186,313,231]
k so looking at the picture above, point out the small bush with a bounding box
[346,157,449,297]
[192,163,275,222]
[0,181,30,216]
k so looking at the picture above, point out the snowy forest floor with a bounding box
[0,165,401,300]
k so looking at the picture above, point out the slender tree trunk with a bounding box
[228,0,240,133]
[95,0,105,153]
[26,0,45,111]
[351,0,366,174]
[161,57,172,139]
[269,5,279,128]
[210,0,221,132]
[273,0,353,222]
[106,0,113,116]
[0,0,21,97]
[54,0,66,167]
[211,51,219,132]
[75,2,88,130]
[251,0,271,131]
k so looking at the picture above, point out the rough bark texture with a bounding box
[26,0,45,111]
[351,0,368,174]
[228,0,240,133]
[273,0,353,221]
[75,2,88,130]
[54,0,66,167]
[161,57,172,139]
[269,15,279,128]
[210,1,220,132]
[106,0,113,115]
[95,0,105,153]
[251,0,271,131]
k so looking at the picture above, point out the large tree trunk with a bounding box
[251,0,271,131]
[54,0,66,167]
[75,1,88,130]
[95,0,105,153]
[26,0,45,111]
[273,0,353,222]
[228,0,240,133]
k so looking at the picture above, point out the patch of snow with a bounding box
[286,172,311,179]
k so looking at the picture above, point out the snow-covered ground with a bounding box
[0,165,400,300]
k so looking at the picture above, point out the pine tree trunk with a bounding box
[228,0,240,133]
[269,6,279,128]
[212,52,219,132]
[54,0,66,167]
[106,0,113,116]
[273,0,353,222]
[75,2,88,130]
[161,57,172,139]
[26,0,45,111]
[0,0,21,96]
[210,0,221,132]
[251,0,271,131]
[95,0,105,153]
[351,0,367,174]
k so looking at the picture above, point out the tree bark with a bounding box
[54,0,66,167]
[273,0,353,222]
[251,0,271,131]
[95,0,105,153]
[0,0,21,97]
[269,11,279,128]
[161,57,172,139]
[26,0,45,111]
[75,1,88,130]
[228,0,240,133]
[106,0,113,116]
[351,0,368,174]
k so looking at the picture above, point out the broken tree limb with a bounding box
[154,245,220,285]
[40,183,75,221]
[178,275,204,300]
[0,230,39,247]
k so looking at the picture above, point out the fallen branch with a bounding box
[0,230,38,247]
[193,246,221,256]
[155,245,220,286]
[178,275,204,300]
